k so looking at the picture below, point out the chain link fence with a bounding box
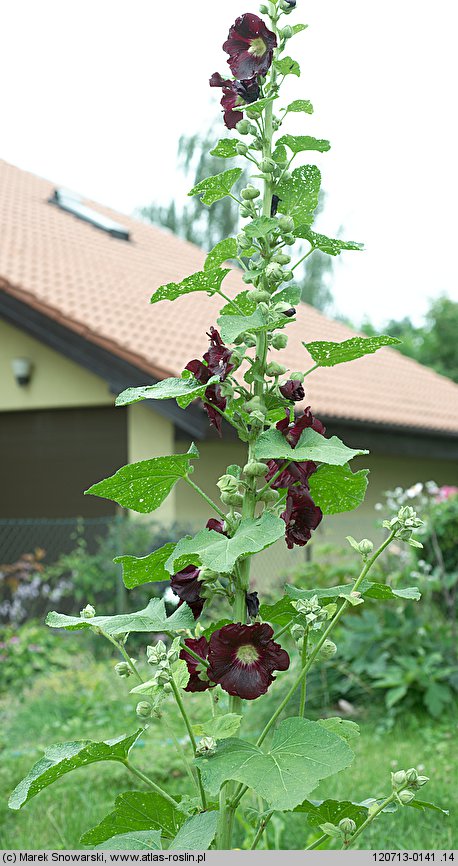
[0,517,116,565]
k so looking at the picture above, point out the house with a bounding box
[1,159,458,574]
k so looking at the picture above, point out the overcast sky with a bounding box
[1,0,457,326]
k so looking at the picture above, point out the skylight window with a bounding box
[49,188,130,241]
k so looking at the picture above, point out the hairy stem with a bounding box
[251,811,273,850]
[169,673,207,810]
[184,475,226,520]
[299,629,308,716]
[123,761,179,807]
[346,792,396,848]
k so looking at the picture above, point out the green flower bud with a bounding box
[260,157,276,173]
[271,333,288,349]
[217,474,240,495]
[392,769,408,789]
[114,661,132,678]
[241,185,261,200]
[320,639,337,659]
[236,142,249,157]
[338,818,356,835]
[272,252,291,264]
[280,0,294,12]
[398,789,416,805]
[415,775,430,788]
[358,538,374,557]
[259,487,280,503]
[136,701,152,719]
[244,460,268,478]
[237,231,252,249]
[196,736,217,755]
[219,381,234,398]
[266,361,287,376]
[236,119,251,135]
[147,641,168,665]
[290,623,305,643]
[405,768,418,785]
[239,204,252,218]
[244,334,257,347]
[249,410,266,426]
[221,491,244,507]
[245,396,265,413]
[281,24,293,39]
[282,270,294,282]
[259,3,269,12]
[279,215,295,232]
[282,233,296,245]
[198,567,220,583]
[250,288,271,303]
[290,371,304,382]
[265,262,284,284]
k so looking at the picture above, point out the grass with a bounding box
[0,651,456,851]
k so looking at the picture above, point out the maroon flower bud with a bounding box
[265,458,317,491]
[206,518,227,535]
[223,14,277,80]
[246,591,260,618]
[279,380,305,402]
[210,72,260,129]
[207,623,290,700]
[271,194,280,216]
[180,637,215,693]
[170,565,204,619]
[281,488,323,549]
[276,407,326,447]
[185,328,234,436]
[283,307,296,317]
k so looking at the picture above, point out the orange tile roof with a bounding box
[1,158,458,436]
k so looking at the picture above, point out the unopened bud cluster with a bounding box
[391,767,429,805]
[291,595,334,631]
[383,506,424,545]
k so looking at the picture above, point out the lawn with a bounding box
[0,651,455,850]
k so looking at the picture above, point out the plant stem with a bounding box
[291,246,314,272]
[123,760,179,807]
[217,290,244,315]
[346,793,396,847]
[104,633,143,683]
[304,833,329,850]
[169,673,207,810]
[251,811,273,849]
[180,640,209,669]
[299,628,308,716]
[184,475,226,520]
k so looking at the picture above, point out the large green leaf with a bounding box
[254,428,368,465]
[96,831,162,850]
[259,596,298,627]
[204,238,238,270]
[277,135,331,154]
[276,164,321,227]
[209,139,238,158]
[286,99,314,114]
[317,718,360,745]
[46,598,195,635]
[195,717,353,811]
[285,581,420,604]
[295,227,364,256]
[115,377,218,408]
[85,444,199,513]
[80,792,185,845]
[309,464,368,514]
[188,168,242,206]
[114,543,176,589]
[303,335,401,367]
[244,95,277,117]
[219,289,256,317]
[217,310,267,343]
[192,714,242,741]
[274,56,301,77]
[171,811,218,851]
[243,216,279,238]
[165,513,286,575]
[150,268,229,305]
[294,798,368,828]
[9,731,142,810]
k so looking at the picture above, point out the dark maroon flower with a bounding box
[281,488,323,549]
[210,72,260,129]
[203,327,234,381]
[279,379,305,402]
[246,591,260,618]
[265,458,317,491]
[202,384,226,436]
[276,406,326,447]
[271,194,280,217]
[206,518,227,535]
[170,565,204,619]
[185,328,233,436]
[223,13,277,80]
[208,623,289,700]
[283,307,296,318]
[180,637,215,693]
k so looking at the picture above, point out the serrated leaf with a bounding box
[9,731,142,810]
[96,831,162,850]
[219,289,256,317]
[294,798,368,828]
[259,597,297,627]
[193,714,242,741]
[244,216,279,238]
[364,583,421,601]
[85,445,198,514]
[285,581,420,605]
[171,659,191,691]
[309,464,368,515]
[80,792,185,846]
[165,513,286,575]
[46,598,195,635]
[188,168,242,206]
[318,718,360,745]
[274,56,301,77]
[303,335,401,367]
[276,164,321,227]
[254,427,368,466]
[204,238,238,271]
[286,99,313,114]
[272,143,288,165]
[408,800,449,816]
[217,310,267,343]
[195,717,353,811]
[277,135,331,154]
[245,95,277,117]
[171,811,218,851]
[272,284,302,306]
[115,543,176,589]
[115,377,218,408]
[295,226,364,256]
[150,267,229,305]
[209,139,238,158]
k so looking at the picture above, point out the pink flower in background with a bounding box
[436,485,458,502]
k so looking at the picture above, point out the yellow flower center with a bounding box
[249,37,267,58]
[236,644,259,665]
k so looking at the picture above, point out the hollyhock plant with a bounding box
[208,623,290,700]
[12,2,435,854]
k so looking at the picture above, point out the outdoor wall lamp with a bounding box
[11,357,34,387]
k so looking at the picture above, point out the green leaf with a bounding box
[203,619,232,640]
[424,682,453,718]
[254,427,368,466]
[309,464,368,515]
[295,226,363,255]
[46,598,195,636]
[195,717,353,811]
[277,135,331,155]
[276,164,321,227]
[303,335,401,367]
[294,798,368,828]
[245,95,277,117]
[9,731,142,810]
[188,168,242,206]
[150,268,229,305]
[272,284,302,306]
[115,377,218,408]
[285,581,420,606]
[85,444,199,514]
[80,792,186,846]
[171,659,191,691]
[209,139,238,158]
[96,831,162,850]
[170,811,218,851]
[272,143,288,165]
[259,597,297,627]
[274,56,301,77]
[317,718,360,745]
[204,238,238,270]
[408,800,449,816]
[166,513,286,575]
[217,310,267,343]
[386,685,408,709]
[244,216,279,238]
[114,543,176,589]
[292,23,308,35]
[363,583,421,602]
[219,289,256,317]
[286,99,313,114]
[193,714,242,741]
